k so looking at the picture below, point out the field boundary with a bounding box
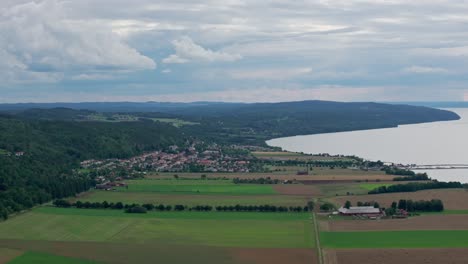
[312,213,323,264]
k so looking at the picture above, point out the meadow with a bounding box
[320,230,468,248]
[115,179,277,195]
[73,191,308,206]
[0,207,314,248]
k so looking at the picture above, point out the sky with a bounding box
[1,0,468,103]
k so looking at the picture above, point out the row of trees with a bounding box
[383,167,416,176]
[54,200,314,213]
[232,177,281,184]
[393,173,429,181]
[391,199,444,212]
[368,181,463,194]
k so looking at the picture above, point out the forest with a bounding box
[0,116,184,219]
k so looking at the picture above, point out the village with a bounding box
[80,143,256,185]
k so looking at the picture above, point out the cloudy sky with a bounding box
[1,0,468,103]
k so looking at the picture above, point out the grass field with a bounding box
[359,183,394,191]
[320,230,468,248]
[8,252,97,264]
[317,183,369,197]
[115,179,277,195]
[73,191,308,206]
[150,118,199,127]
[0,208,314,248]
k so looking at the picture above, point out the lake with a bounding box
[267,108,468,183]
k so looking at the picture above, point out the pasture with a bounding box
[320,230,468,248]
[73,191,309,206]
[0,207,314,248]
[115,179,277,195]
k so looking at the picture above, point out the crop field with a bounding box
[149,168,393,182]
[333,188,468,210]
[8,252,96,264]
[0,207,316,264]
[320,230,468,248]
[325,248,468,264]
[0,208,314,248]
[73,191,309,206]
[325,214,468,231]
[0,248,23,264]
[115,179,277,195]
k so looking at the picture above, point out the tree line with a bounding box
[368,181,464,194]
[232,177,281,184]
[385,199,444,214]
[53,199,313,213]
[393,173,429,181]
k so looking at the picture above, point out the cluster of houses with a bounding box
[95,177,128,191]
[80,143,253,175]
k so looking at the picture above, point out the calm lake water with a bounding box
[267,108,468,183]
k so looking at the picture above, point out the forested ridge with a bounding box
[0,116,184,218]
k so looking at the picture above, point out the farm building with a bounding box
[338,206,383,217]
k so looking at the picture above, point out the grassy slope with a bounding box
[320,230,468,248]
[0,208,314,248]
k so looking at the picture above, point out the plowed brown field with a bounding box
[325,248,468,264]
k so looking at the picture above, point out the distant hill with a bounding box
[389,101,468,108]
[4,100,458,145]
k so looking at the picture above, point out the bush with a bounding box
[125,206,147,214]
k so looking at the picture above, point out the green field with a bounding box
[150,118,199,127]
[321,230,468,248]
[9,252,97,264]
[0,207,313,248]
[359,183,394,191]
[116,179,277,195]
[74,191,308,206]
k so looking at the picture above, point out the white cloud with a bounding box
[163,36,242,64]
[161,69,172,74]
[71,73,116,81]
[403,66,449,74]
[229,67,312,80]
[0,0,156,83]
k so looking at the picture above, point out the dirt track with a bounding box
[334,189,468,210]
[325,248,468,264]
[326,214,468,231]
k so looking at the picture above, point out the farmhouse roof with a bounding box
[338,206,380,214]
